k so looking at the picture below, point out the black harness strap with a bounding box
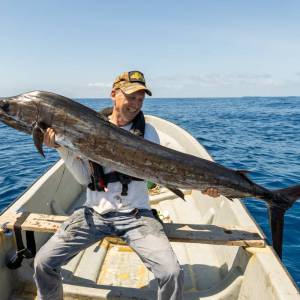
[26,230,36,256]
[7,212,36,269]
[88,160,107,192]
[106,172,143,196]
[88,108,145,195]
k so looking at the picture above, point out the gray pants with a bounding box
[34,207,184,300]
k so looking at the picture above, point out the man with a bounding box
[34,71,219,300]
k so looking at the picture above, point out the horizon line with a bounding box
[74,95,300,100]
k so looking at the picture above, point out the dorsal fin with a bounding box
[236,170,253,184]
[236,169,250,175]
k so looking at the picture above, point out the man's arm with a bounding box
[44,128,91,186]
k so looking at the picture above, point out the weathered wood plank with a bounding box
[164,223,265,247]
[0,212,265,247]
[0,212,67,233]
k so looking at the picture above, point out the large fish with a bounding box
[0,91,299,258]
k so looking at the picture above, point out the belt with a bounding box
[100,208,139,218]
[84,207,141,218]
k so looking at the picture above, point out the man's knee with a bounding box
[34,250,51,273]
[160,261,184,282]
[34,245,61,274]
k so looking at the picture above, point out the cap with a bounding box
[112,71,152,96]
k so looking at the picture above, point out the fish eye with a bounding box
[0,101,10,113]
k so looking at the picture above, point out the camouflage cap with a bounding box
[112,71,152,96]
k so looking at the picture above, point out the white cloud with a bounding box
[162,83,184,89]
[152,73,283,89]
[84,73,300,97]
[88,82,111,88]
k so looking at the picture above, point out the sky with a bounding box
[1,1,300,98]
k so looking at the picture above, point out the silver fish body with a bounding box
[0,91,275,201]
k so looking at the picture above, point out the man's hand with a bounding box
[202,187,220,198]
[43,128,60,148]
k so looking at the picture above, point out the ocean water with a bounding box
[0,97,299,288]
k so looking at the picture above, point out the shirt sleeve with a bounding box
[56,147,91,186]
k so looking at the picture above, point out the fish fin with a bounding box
[166,187,186,201]
[236,169,250,175]
[236,170,254,184]
[32,125,45,158]
[275,184,300,205]
[268,206,284,259]
[267,184,300,259]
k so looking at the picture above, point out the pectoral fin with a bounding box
[32,124,45,158]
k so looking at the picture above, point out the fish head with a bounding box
[0,91,40,134]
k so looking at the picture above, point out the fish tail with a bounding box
[268,184,300,259]
[268,206,284,259]
[274,183,300,208]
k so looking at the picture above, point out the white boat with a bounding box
[0,115,299,300]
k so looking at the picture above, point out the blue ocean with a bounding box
[0,97,299,287]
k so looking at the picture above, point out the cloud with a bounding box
[161,83,184,89]
[152,73,282,89]
[88,82,111,88]
[221,73,278,87]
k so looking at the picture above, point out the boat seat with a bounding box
[0,211,265,248]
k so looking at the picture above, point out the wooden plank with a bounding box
[0,212,265,247]
[0,211,67,233]
[163,223,265,247]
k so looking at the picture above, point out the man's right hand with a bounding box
[202,187,220,197]
[43,128,60,148]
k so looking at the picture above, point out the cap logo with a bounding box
[128,71,145,83]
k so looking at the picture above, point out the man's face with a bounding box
[112,89,145,123]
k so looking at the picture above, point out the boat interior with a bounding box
[0,116,299,300]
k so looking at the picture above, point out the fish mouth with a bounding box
[0,100,10,113]
[0,100,10,119]
[0,114,31,134]
[0,100,32,134]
